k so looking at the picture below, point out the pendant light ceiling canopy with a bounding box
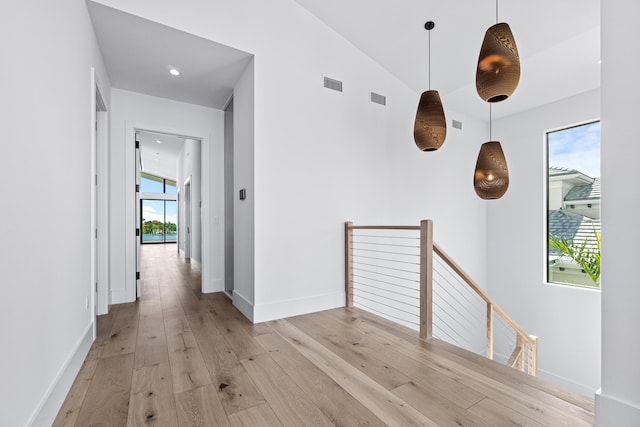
[474,141,509,199]
[414,20,446,151]
[476,21,520,102]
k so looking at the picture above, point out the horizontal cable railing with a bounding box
[345,220,538,376]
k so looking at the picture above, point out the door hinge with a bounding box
[136,228,140,237]
[95,175,98,185]
[135,134,140,149]
[136,272,140,280]
[95,282,98,293]
[95,229,98,239]
[136,184,140,192]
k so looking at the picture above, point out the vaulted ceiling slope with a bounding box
[293,0,600,119]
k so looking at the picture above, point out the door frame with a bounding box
[91,68,110,335]
[184,176,192,261]
[124,122,211,301]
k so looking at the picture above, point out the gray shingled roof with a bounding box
[549,166,578,176]
[565,177,600,201]
[548,210,600,256]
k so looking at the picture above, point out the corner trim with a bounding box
[232,290,255,323]
[28,322,93,426]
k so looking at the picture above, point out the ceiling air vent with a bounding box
[323,76,343,92]
[452,119,463,130]
[370,92,386,106]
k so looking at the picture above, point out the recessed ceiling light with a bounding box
[156,140,162,144]
[169,68,180,76]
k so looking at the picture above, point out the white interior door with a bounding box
[184,177,191,260]
[135,132,141,297]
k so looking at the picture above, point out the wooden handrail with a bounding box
[348,225,421,230]
[433,242,536,346]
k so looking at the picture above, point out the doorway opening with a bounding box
[135,130,202,297]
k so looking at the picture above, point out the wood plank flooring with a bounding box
[54,244,594,426]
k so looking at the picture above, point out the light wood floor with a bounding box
[54,244,594,426]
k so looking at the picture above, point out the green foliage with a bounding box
[549,228,600,285]
[142,220,177,236]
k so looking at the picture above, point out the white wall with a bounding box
[0,1,110,425]
[232,60,256,319]
[487,89,601,395]
[94,0,489,323]
[109,89,224,299]
[597,1,640,425]
[177,139,202,267]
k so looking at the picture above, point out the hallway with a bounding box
[53,244,594,426]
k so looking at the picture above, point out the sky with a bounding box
[548,121,600,178]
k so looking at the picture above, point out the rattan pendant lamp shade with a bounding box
[474,140,509,199]
[414,21,446,151]
[476,21,520,102]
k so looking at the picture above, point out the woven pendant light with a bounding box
[476,21,520,102]
[414,90,446,151]
[414,21,446,151]
[474,141,509,199]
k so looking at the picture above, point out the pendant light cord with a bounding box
[489,104,492,140]
[496,0,499,23]
[428,28,431,89]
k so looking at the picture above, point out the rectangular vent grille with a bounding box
[452,119,463,130]
[323,76,343,92]
[370,92,386,106]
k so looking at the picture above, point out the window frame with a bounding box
[544,119,601,289]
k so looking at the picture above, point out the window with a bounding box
[546,121,600,288]
[142,200,177,243]
[140,172,177,244]
[140,172,176,194]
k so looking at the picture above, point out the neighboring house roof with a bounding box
[548,166,594,186]
[565,177,600,201]
[548,210,600,256]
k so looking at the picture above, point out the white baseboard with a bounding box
[596,389,640,426]
[537,368,596,397]
[110,288,128,304]
[492,351,595,397]
[253,291,344,323]
[202,279,224,294]
[232,290,254,322]
[191,259,202,272]
[28,322,93,427]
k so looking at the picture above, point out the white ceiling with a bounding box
[293,0,600,119]
[138,131,186,181]
[88,2,253,109]
[88,0,599,120]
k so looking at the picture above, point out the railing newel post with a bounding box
[487,302,494,360]
[420,220,433,340]
[345,222,354,308]
[529,335,538,376]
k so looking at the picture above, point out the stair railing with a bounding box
[345,220,538,376]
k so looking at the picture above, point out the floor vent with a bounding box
[323,76,343,92]
[370,92,386,106]
[452,119,463,130]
